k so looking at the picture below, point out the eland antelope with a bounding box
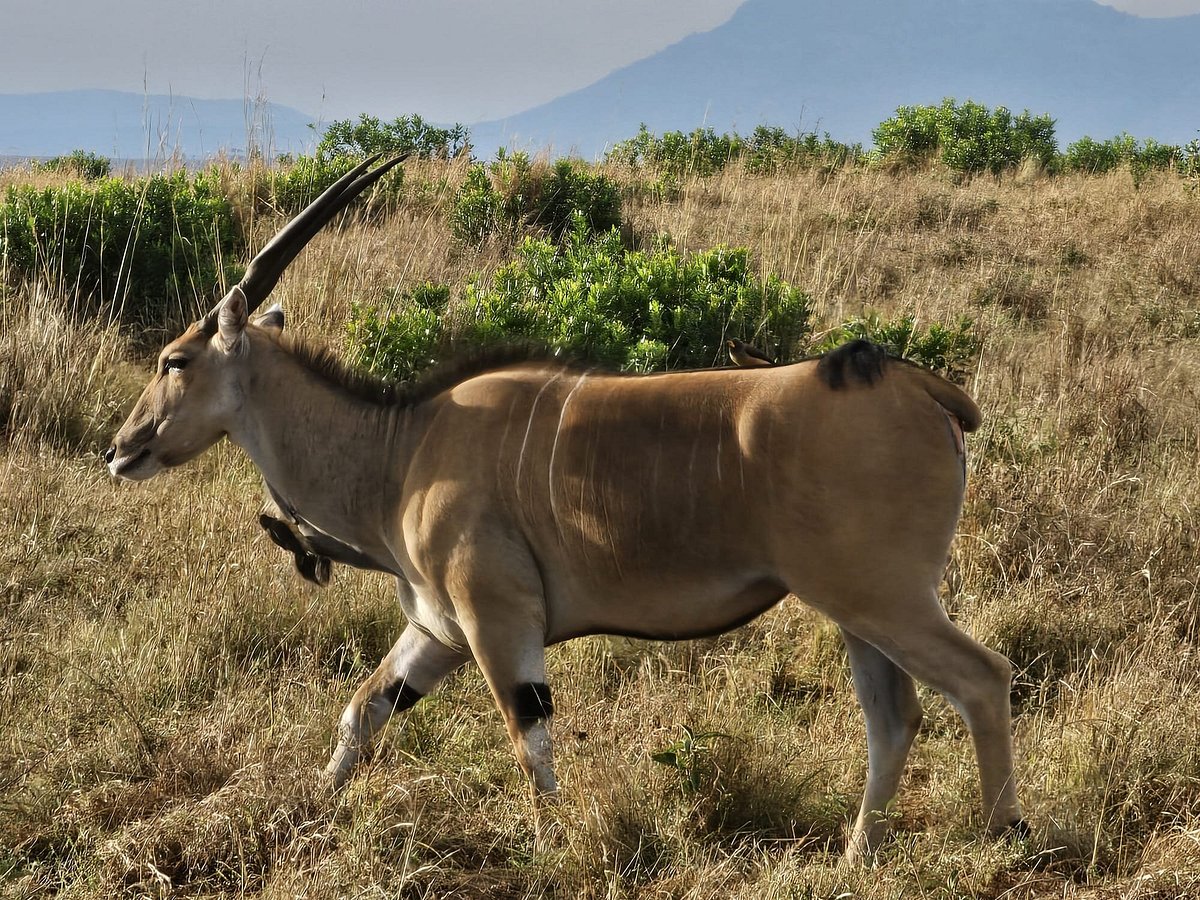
[106,155,1024,862]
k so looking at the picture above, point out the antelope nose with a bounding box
[104,446,116,465]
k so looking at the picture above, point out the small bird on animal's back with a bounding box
[726,338,774,367]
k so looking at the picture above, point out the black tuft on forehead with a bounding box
[196,313,219,338]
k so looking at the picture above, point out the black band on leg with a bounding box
[514,682,554,728]
[381,680,423,713]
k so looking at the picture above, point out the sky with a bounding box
[0,0,744,124]
[1,0,1197,127]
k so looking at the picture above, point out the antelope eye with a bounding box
[164,357,188,374]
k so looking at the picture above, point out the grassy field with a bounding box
[3,157,1200,898]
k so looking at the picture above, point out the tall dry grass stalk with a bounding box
[2,160,1199,897]
[0,285,138,452]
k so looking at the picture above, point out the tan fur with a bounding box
[106,167,1020,861]
[108,310,1021,861]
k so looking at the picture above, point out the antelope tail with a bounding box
[913,368,982,432]
[817,340,982,432]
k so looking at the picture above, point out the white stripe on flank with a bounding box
[516,371,563,500]
[716,428,723,484]
[548,372,588,530]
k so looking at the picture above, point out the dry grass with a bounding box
[2,160,1200,898]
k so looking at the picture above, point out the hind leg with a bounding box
[841,628,924,864]
[839,593,1022,837]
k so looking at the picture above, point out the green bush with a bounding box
[450,153,622,245]
[486,150,543,237]
[1059,135,1123,174]
[33,151,112,181]
[345,283,450,382]
[872,105,941,165]
[315,113,469,161]
[1130,138,1180,173]
[264,154,405,216]
[817,311,979,379]
[874,99,1057,174]
[346,218,813,379]
[260,113,460,216]
[266,155,356,215]
[607,125,743,177]
[1061,133,1183,182]
[447,164,498,245]
[607,124,859,177]
[743,126,862,174]
[535,159,622,240]
[449,163,502,245]
[0,171,243,325]
[1183,137,1200,191]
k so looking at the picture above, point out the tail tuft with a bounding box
[817,339,887,389]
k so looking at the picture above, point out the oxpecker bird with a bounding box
[727,338,774,367]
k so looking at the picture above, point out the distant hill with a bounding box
[469,0,1200,159]
[5,2,1198,165]
[0,90,318,160]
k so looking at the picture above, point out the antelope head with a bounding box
[105,155,403,481]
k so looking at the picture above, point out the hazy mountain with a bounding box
[4,1,1197,164]
[469,0,1200,159]
[0,90,318,160]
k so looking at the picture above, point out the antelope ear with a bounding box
[254,303,285,337]
[218,286,249,354]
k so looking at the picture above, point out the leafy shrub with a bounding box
[872,105,941,165]
[607,125,743,176]
[535,159,622,240]
[266,155,356,215]
[1061,133,1183,182]
[1183,137,1200,191]
[817,311,979,378]
[661,127,742,176]
[265,154,405,216]
[315,113,469,161]
[1060,136,1123,174]
[874,98,1057,174]
[1130,138,1180,173]
[33,150,112,181]
[607,124,859,176]
[449,164,502,245]
[450,153,621,244]
[347,218,813,378]
[743,126,862,173]
[345,283,450,382]
[481,150,552,241]
[0,171,243,325]
[257,113,459,216]
[465,223,812,370]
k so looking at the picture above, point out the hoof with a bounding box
[1004,818,1032,840]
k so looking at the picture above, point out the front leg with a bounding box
[326,622,468,786]
[467,629,558,842]
[474,641,557,797]
[443,552,558,838]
